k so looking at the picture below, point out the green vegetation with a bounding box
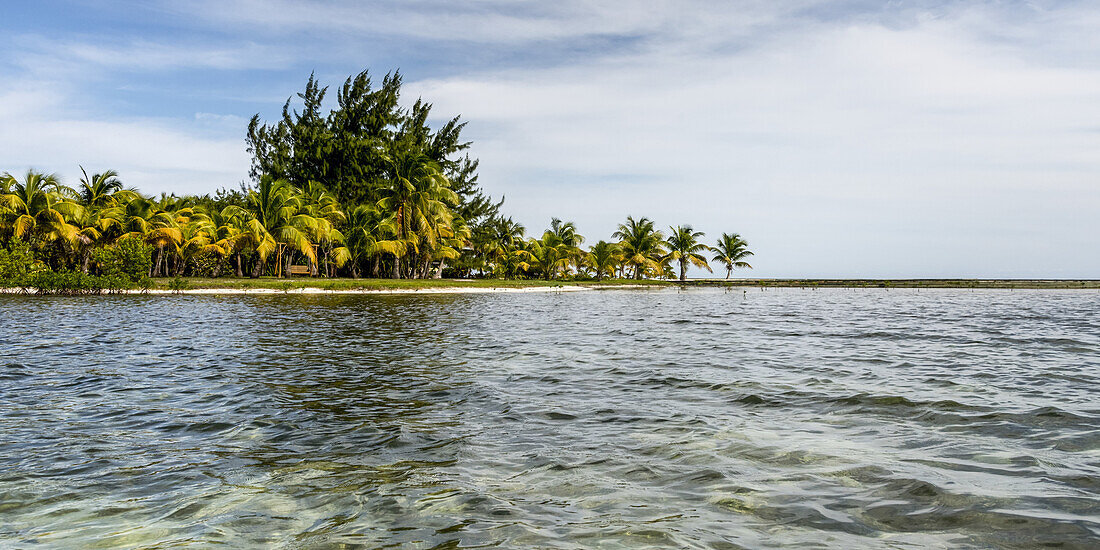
[0,69,753,293]
[138,277,667,292]
[712,233,753,279]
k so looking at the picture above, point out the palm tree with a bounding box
[612,216,665,279]
[712,232,753,278]
[0,170,80,252]
[102,194,181,277]
[549,218,585,277]
[525,232,572,280]
[377,149,458,278]
[66,202,118,273]
[205,206,246,277]
[77,167,126,208]
[344,204,405,278]
[587,240,620,281]
[431,216,469,278]
[228,176,319,278]
[479,216,524,277]
[550,218,583,247]
[300,180,348,276]
[665,225,712,281]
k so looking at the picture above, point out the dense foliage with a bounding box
[1,70,752,287]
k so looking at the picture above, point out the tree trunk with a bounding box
[372,256,380,278]
[392,256,401,279]
[679,260,687,282]
[434,260,445,279]
[153,246,164,277]
[726,267,731,279]
[283,250,294,278]
[235,254,243,278]
[251,254,263,278]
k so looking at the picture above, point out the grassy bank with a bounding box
[148,277,670,291]
[144,277,1100,291]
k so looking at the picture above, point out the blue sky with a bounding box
[2,0,1098,277]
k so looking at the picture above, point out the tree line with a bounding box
[1,69,752,284]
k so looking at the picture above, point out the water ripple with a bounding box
[1,288,1098,548]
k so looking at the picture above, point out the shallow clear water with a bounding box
[1,288,1098,549]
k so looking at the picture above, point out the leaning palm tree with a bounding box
[612,216,665,279]
[712,232,753,278]
[665,225,712,281]
[587,240,620,281]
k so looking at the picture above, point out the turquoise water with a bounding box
[1,288,1098,548]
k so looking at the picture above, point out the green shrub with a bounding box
[92,238,152,283]
[0,241,47,288]
[191,250,230,278]
[27,270,127,295]
[167,276,190,293]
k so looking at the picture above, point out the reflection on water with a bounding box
[1,288,1098,548]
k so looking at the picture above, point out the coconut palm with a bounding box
[377,149,458,278]
[205,206,246,277]
[430,216,469,278]
[665,225,712,281]
[299,180,351,276]
[77,167,127,208]
[712,232,753,278]
[228,176,319,278]
[587,240,620,281]
[612,216,665,279]
[550,218,583,247]
[478,216,525,277]
[344,204,405,278]
[0,170,80,250]
[66,202,118,273]
[548,217,585,276]
[525,231,572,280]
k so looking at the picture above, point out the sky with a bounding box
[1,0,1098,278]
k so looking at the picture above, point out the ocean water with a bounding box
[0,287,1097,549]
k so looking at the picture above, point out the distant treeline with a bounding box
[1,69,751,285]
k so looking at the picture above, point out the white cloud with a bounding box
[9,38,294,78]
[0,86,249,196]
[401,4,1100,277]
[2,0,1098,277]
[174,0,806,44]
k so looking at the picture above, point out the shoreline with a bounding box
[685,279,1100,289]
[2,278,1098,295]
